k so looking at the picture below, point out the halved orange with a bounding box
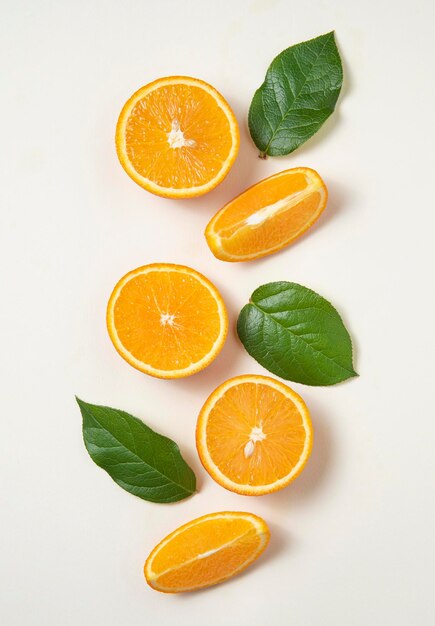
[106,263,228,378]
[196,375,313,495]
[144,511,270,593]
[205,167,327,261]
[116,76,239,198]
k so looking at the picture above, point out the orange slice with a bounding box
[196,375,313,495]
[106,263,228,378]
[205,167,327,261]
[144,511,270,593]
[116,76,240,198]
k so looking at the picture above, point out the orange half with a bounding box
[205,167,327,261]
[196,375,313,495]
[116,76,240,198]
[144,511,270,593]
[106,263,228,378]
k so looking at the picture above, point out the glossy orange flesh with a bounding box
[116,77,239,198]
[205,167,327,261]
[106,264,228,378]
[196,375,313,494]
[144,511,270,592]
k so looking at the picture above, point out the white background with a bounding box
[1,1,434,624]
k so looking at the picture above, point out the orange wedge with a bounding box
[205,167,327,261]
[106,263,228,378]
[144,511,270,593]
[116,76,239,198]
[196,375,313,495]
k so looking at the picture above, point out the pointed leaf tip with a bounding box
[237,281,357,386]
[77,400,196,503]
[248,32,343,156]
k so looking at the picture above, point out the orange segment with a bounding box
[106,263,228,378]
[116,76,239,198]
[144,511,270,593]
[205,167,327,261]
[196,375,313,495]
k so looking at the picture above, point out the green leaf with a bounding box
[77,398,196,503]
[237,282,357,386]
[248,32,343,157]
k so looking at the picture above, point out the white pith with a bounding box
[160,312,176,327]
[244,184,316,226]
[244,425,266,458]
[167,119,196,149]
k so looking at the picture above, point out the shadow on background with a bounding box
[172,519,289,600]
[264,396,335,511]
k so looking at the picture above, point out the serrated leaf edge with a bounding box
[239,282,358,385]
[248,31,343,157]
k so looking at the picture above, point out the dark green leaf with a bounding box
[248,32,343,157]
[77,398,196,503]
[237,282,357,386]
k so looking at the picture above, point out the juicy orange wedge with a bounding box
[116,76,239,198]
[144,511,270,593]
[196,375,313,495]
[106,263,228,378]
[205,167,327,261]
